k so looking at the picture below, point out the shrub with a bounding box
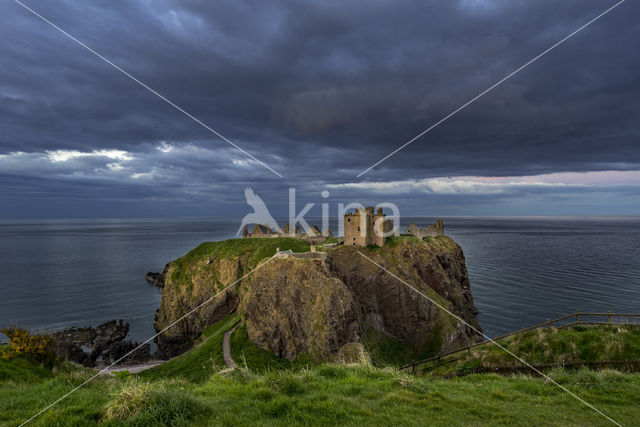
[338,342,371,366]
[104,381,209,424]
[1,327,57,366]
[104,382,153,421]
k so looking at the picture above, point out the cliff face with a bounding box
[154,257,244,358]
[154,238,310,358]
[327,237,481,354]
[154,236,481,362]
[241,258,358,360]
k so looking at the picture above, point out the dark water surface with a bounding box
[0,217,638,342]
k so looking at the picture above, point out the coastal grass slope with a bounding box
[424,325,640,377]
[140,313,241,382]
[2,345,640,426]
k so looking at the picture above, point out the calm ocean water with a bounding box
[0,217,639,343]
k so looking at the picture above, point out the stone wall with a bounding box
[243,223,330,244]
[406,220,445,238]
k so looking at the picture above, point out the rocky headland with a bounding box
[152,235,482,362]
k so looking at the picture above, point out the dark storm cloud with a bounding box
[0,0,639,216]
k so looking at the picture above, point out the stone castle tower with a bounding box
[344,206,388,247]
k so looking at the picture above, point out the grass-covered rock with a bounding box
[155,238,310,358]
[241,257,357,361]
[154,235,481,364]
[328,236,482,361]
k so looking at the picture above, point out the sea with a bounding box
[1,217,639,345]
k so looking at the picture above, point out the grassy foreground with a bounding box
[1,355,639,426]
[3,321,640,426]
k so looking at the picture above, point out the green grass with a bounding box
[383,234,421,247]
[426,325,640,377]
[191,365,640,426]
[141,313,241,382]
[321,237,339,245]
[142,313,313,381]
[229,324,313,371]
[186,237,310,261]
[4,326,640,425]
[383,235,460,253]
[168,237,310,289]
[0,356,112,426]
[361,326,440,368]
[103,380,210,425]
[4,358,640,426]
[0,352,54,383]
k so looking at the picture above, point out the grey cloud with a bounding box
[0,0,638,216]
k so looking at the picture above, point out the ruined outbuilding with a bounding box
[405,220,445,238]
[242,222,329,244]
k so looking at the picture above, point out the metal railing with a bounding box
[401,311,640,372]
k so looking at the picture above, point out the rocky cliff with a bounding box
[154,238,310,358]
[327,237,480,356]
[153,236,481,362]
[241,258,358,360]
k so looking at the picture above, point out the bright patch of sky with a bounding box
[328,170,640,195]
[46,149,133,163]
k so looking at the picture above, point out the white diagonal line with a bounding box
[19,254,279,426]
[357,0,626,177]
[12,0,283,178]
[357,251,621,426]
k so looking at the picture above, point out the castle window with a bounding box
[357,226,360,231]
[347,218,351,222]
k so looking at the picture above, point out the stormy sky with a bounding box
[0,0,639,219]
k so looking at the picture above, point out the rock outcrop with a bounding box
[153,238,311,358]
[145,262,171,287]
[153,236,481,362]
[327,237,480,354]
[241,258,358,360]
[50,320,150,367]
[154,256,241,358]
[145,272,164,287]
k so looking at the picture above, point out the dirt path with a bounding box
[223,323,241,369]
[105,360,165,375]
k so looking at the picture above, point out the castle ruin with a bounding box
[343,206,392,247]
[241,205,417,248]
[405,219,444,238]
[241,222,332,244]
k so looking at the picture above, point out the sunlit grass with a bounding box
[3,356,639,426]
[426,325,640,377]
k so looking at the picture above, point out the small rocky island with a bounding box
[150,211,482,363]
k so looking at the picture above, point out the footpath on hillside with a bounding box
[223,323,241,369]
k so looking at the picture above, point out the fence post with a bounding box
[608,310,612,324]
[575,309,579,324]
